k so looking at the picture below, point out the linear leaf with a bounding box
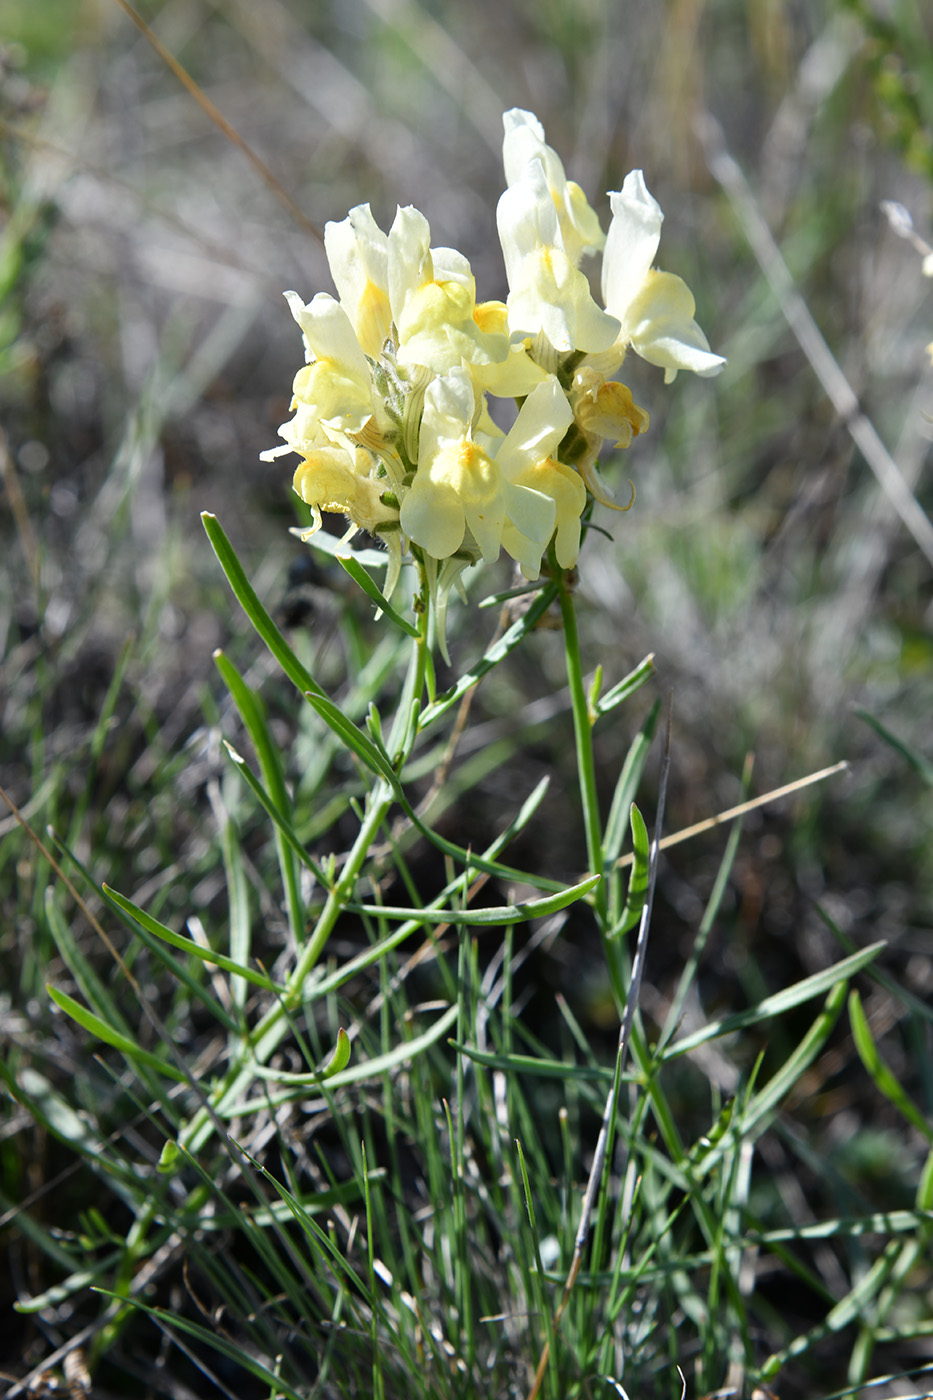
[304,690,404,791]
[213,649,303,944]
[665,942,884,1059]
[47,986,188,1083]
[201,512,325,699]
[343,872,600,925]
[335,552,420,635]
[602,699,660,868]
[594,653,656,718]
[849,990,933,1143]
[608,803,649,939]
[104,885,286,993]
[93,1294,306,1400]
[223,742,328,883]
[452,1043,618,1081]
[419,580,559,727]
[227,1005,459,1101]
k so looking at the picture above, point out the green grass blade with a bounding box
[43,887,134,1038]
[849,990,933,1142]
[666,942,885,1059]
[450,1044,617,1081]
[700,983,849,1177]
[854,707,933,785]
[93,1293,307,1400]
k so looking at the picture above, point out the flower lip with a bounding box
[601,170,725,382]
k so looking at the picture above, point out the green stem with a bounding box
[556,567,605,910]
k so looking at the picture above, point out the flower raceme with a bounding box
[264,108,724,606]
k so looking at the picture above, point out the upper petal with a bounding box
[324,204,391,357]
[601,170,663,319]
[502,109,605,263]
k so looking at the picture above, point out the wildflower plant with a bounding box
[16,77,927,1400]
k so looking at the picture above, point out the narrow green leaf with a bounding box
[854,708,933,785]
[477,579,549,608]
[849,990,933,1143]
[335,552,420,635]
[104,885,286,993]
[92,1294,306,1400]
[319,1027,352,1079]
[304,690,405,791]
[222,741,328,884]
[406,800,567,893]
[158,1139,181,1174]
[666,942,885,1059]
[298,526,390,570]
[728,982,848,1146]
[658,753,754,1053]
[917,1146,933,1212]
[17,1260,122,1314]
[201,512,325,699]
[609,803,649,938]
[602,699,660,867]
[214,649,303,945]
[227,1005,459,1103]
[44,887,134,1039]
[419,580,559,727]
[45,835,235,1036]
[451,1043,617,1081]
[594,653,656,718]
[47,986,188,1083]
[343,872,600,925]
[748,1209,933,1245]
[762,1239,904,1378]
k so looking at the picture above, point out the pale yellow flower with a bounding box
[281,291,376,453]
[399,369,575,576]
[497,158,620,356]
[292,444,403,597]
[602,171,725,383]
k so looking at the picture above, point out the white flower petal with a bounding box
[324,204,391,356]
[283,291,370,377]
[602,171,663,318]
[624,270,726,381]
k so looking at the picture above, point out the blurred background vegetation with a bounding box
[1,0,932,1395]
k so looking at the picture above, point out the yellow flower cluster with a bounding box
[264,109,724,601]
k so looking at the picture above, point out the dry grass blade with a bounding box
[615,760,849,869]
[697,111,933,570]
[111,0,324,245]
